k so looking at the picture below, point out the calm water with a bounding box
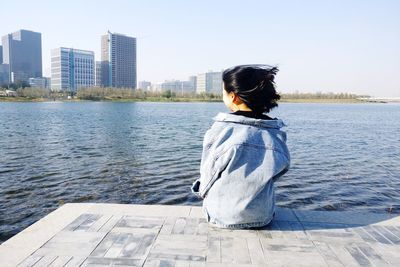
[0,102,399,242]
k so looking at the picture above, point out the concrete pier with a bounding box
[0,203,399,266]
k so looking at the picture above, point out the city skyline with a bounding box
[1,0,400,97]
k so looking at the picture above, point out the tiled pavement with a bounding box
[0,203,399,266]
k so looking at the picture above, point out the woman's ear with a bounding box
[232,93,242,104]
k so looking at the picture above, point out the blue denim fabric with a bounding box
[191,112,290,229]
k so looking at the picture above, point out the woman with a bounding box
[192,64,290,229]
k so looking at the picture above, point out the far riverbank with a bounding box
[0,97,390,104]
[3,88,388,103]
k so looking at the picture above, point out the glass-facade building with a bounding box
[101,32,137,88]
[28,77,49,89]
[0,64,9,85]
[95,61,102,87]
[51,48,94,92]
[1,29,42,83]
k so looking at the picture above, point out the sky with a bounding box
[1,0,400,97]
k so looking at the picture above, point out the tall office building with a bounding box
[1,29,42,82]
[101,31,137,88]
[0,64,9,85]
[0,45,9,85]
[51,47,94,92]
[196,71,222,94]
[95,61,102,87]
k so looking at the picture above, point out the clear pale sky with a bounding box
[2,0,399,97]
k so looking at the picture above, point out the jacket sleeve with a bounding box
[191,146,234,199]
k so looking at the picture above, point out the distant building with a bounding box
[0,64,10,85]
[28,77,50,88]
[182,81,196,94]
[196,71,222,94]
[45,77,51,89]
[0,45,3,63]
[101,31,137,88]
[151,79,196,94]
[150,82,162,92]
[95,61,102,87]
[51,47,94,92]
[5,90,17,97]
[189,76,197,92]
[1,29,42,83]
[161,80,182,93]
[138,81,151,90]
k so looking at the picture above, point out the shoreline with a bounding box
[0,97,390,104]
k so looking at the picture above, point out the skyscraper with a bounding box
[0,45,7,85]
[101,31,137,88]
[1,29,42,83]
[0,64,9,86]
[95,61,102,87]
[51,47,94,92]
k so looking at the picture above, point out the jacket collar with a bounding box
[213,112,285,129]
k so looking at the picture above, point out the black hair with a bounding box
[222,64,280,114]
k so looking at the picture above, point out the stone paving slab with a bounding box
[0,203,399,267]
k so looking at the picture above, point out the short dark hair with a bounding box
[222,65,280,114]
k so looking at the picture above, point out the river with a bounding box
[0,102,399,242]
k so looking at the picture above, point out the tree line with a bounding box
[76,87,221,101]
[1,87,369,100]
[281,92,370,99]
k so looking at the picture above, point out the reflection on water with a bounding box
[0,102,399,242]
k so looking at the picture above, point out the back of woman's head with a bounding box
[222,65,280,114]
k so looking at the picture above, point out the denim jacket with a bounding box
[192,112,290,228]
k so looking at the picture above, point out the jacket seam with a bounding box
[200,147,234,197]
[201,143,288,197]
[216,142,287,156]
